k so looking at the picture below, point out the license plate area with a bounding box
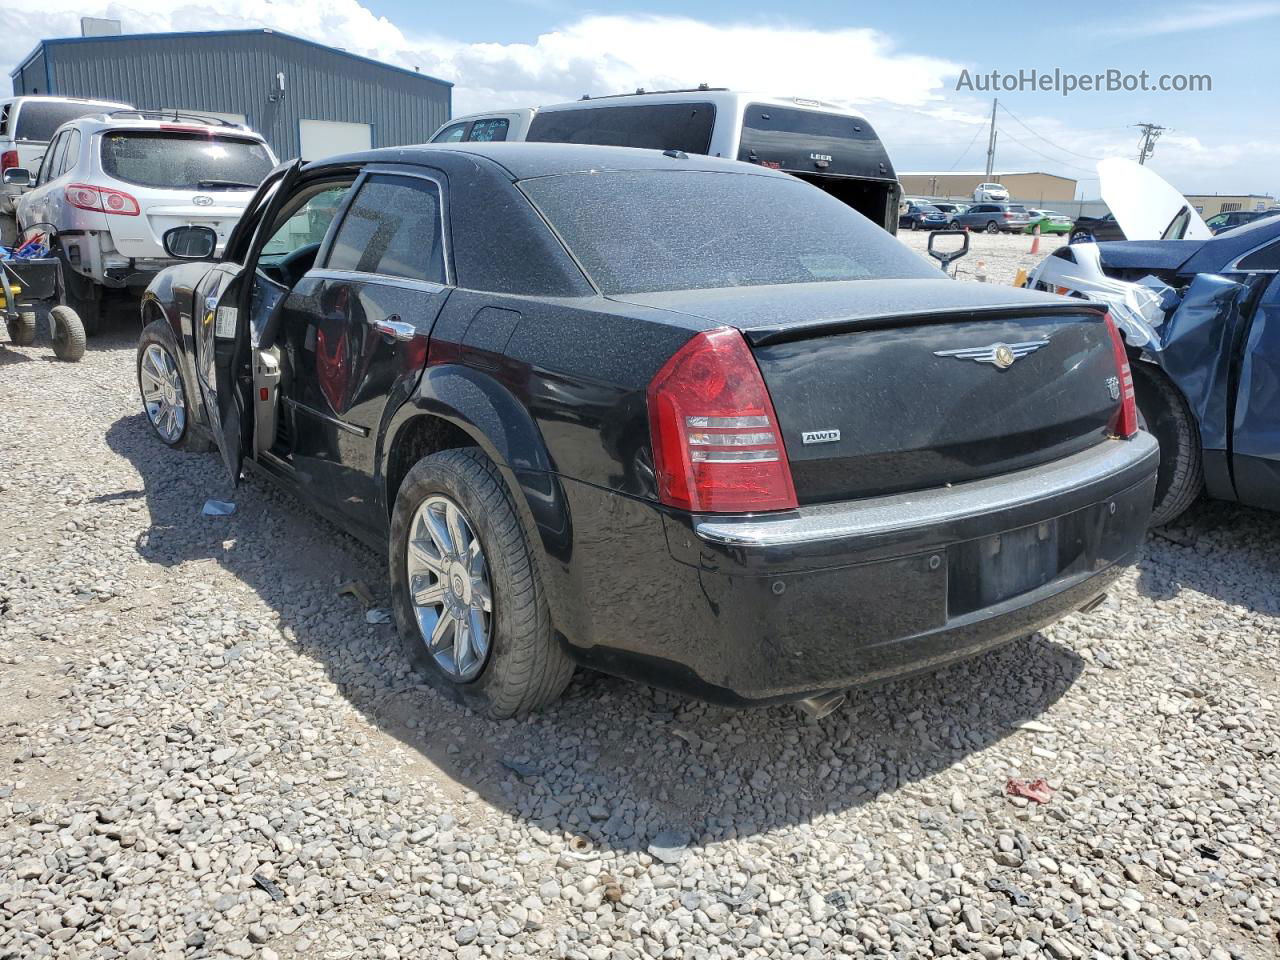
[948,515,1086,616]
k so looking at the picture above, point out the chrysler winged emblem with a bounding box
[933,339,1049,370]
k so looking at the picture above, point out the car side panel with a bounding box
[1230,273,1280,511]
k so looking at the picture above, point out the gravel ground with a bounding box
[2,301,1278,960]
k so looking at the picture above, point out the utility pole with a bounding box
[1135,122,1165,165]
[984,98,998,179]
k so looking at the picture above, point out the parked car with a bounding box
[898,201,951,230]
[973,182,1009,202]
[1025,209,1073,235]
[10,110,276,334]
[1029,207,1280,525]
[954,202,1031,233]
[137,142,1155,718]
[430,108,535,144]
[1204,209,1280,235]
[1069,212,1128,244]
[930,201,968,217]
[0,95,132,213]
[494,88,904,233]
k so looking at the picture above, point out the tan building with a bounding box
[1185,194,1277,218]
[899,171,1078,204]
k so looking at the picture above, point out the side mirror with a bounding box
[163,225,218,260]
[927,229,970,274]
[2,168,32,187]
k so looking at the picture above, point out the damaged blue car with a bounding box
[1028,215,1280,525]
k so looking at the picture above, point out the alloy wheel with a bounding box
[140,343,186,444]
[406,494,493,682]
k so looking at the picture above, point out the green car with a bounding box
[1025,209,1074,235]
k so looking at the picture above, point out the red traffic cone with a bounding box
[1029,223,1041,255]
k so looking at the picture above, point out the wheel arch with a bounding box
[378,363,575,622]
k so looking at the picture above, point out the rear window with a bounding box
[101,131,273,190]
[14,101,114,142]
[736,104,892,179]
[468,118,509,142]
[526,102,715,154]
[521,170,937,295]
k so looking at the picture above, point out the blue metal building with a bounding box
[10,29,452,161]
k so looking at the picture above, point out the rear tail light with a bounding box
[1,150,17,172]
[647,327,798,513]
[1103,312,1139,438]
[64,183,140,216]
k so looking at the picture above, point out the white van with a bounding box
[0,96,132,213]
[431,89,902,232]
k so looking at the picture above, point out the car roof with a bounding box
[534,90,870,121]
[311,141,795,182]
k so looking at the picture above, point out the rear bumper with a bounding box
[557,434,1157,705]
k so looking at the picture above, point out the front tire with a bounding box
[137,320,211,451]
[390,448,574,719]
[1070,230,1092,245]
[1133,362,1203,526]
[6,311,36,346]
[50,306,85,361]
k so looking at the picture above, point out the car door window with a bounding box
[57,129,80,177]
[259,183,353,261]
[37,133,64,186]
[324,174,446,284]
[467,118,509,142]
[431,122,468,143]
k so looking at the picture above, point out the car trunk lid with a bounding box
[615,279,1120,503]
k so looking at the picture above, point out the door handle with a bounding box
[370,315,415,341]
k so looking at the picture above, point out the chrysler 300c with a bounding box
[136,143,1157,718]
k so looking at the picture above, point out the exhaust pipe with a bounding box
[796,690,846,720]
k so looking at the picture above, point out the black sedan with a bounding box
[137,143,1156,718]
[1070,212,1126,244]
[899,201,952,231]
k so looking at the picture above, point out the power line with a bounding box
[947,124,985,171]
[992,126,1099,174]
[997,102,1102,162]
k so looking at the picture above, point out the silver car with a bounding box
[954,202,1031,234]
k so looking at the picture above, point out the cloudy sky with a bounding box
[3,0,1274,198]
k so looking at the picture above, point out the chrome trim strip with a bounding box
[307,268,448,296]
[283,398,369,437]
[694,432,1159,548]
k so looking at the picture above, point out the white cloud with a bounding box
[1099,1,1280,38]
[0,1,1274,196]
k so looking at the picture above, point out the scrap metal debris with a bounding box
[201,499,236,517]
[364,608,392,624]
[648,830,691,864]
[253,873,284,901]
[986,876,1031,907]
[336,580,375,607]
[1005,778,1054,804]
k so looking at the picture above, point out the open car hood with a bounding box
[1097,158,1212,242]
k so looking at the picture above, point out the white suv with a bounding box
[11,111,277,333]
[0,96,132,214]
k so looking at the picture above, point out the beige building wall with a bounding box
[899,172,1078,204]
[1185,195,1276,218]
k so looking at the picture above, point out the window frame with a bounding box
[430,121,469,144]
[37,131,65,186]
[58,128,81,177]
[318,165,453,288]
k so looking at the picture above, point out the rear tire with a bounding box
[6,311,36,346]
[63,269,101,336]
[985,221,999,234]
[390,447,574,719]
[1133,361,1203,526]
[50,306,85,361]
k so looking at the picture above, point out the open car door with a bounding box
[192,160,303,484]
